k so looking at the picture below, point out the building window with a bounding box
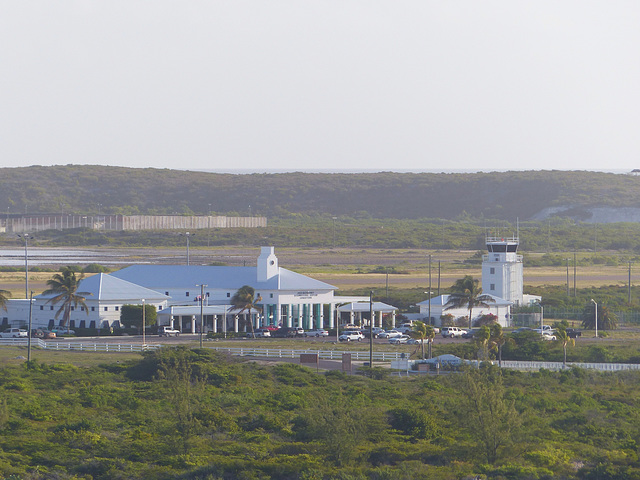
[490,267,495,274]
[80,307,84,311]
[227,292,230,298]
[186,292,189,297]
[270,293,274,298]
[104,307,108,311]
[70,306,74,311]
[115,306,119,311]
[490,284,495,291]
[40,306,44,310]
[50,306,54,311]
[91,307,95,312]
[165,292,169,296]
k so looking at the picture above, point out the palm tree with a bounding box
[581,303,618,331]
[445,275,495,329]
[476,325,491,361]
[0,289,11,312]
[411,321,427,359]
[490,324,507,367]
[230,285,262,337]
[555,327,574,368]
[42,268,91,327]
[425,325,436,359]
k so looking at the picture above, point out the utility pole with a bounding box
[369,291,374,372]
[198,284,207,348]
[566,258,570,297]
[629,262,632,305]
[428,255,432,325]
[27,291,33,361]
[573,253,577,298]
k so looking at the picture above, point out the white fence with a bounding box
[2,340,640,372]
[205,347,404,362]
[0,339,162,352]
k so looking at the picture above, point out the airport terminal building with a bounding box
[3,247,376,333]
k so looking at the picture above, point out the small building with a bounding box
[417,294,512,328]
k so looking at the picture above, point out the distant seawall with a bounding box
[1,214,266,233]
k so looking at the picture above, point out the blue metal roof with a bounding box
[110,265,336,291]
[36,273,169,302]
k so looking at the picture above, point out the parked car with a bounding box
[158,326,180,337]
[305,329,329,337]
[512,327,534,334]
[248,328,271,338]
[541,332,557,341]
[461,329,481,339]
[363,327,385,338]
[379,329,402,339]
[389,335,411,345]
[51,327,76,335]
[441,327,467,338]
[272,327,304,338]
[338,331,365,342]
[32,329,56,339]
[395,323,415,334]
[0,328,28,338]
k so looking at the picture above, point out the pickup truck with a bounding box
[533,325,555,335]
[0,328,28,338]
[566,328,582,339]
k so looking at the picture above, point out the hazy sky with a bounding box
[2,1,639,173]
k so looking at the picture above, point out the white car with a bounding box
[441,327,467,338]
[0,328,28,338]
[379,330,402,339]
[251,328,271,338]
[305,329,329,337]
[541,332,557,341]
[338,331,365,342]
[158,326,180,337]
[389,335,411,345]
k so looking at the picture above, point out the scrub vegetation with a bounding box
[1,348,640,479]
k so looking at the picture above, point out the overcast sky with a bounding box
[1,1,639,173]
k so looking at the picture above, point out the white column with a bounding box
[392,311,396,328]
[286,305,292,328]
[378,311,383,328]
[234,314,239,332]
[212,315,217,333]
[191,315,196,333]
[329,305,335,329]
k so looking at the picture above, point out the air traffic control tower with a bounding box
[481,236,523,306]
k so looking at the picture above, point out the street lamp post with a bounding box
[536,301,544,333]
[142,299,146,348]
[369,291,374,371]
[591,299,598,338]
[17,234,33,299]
[180,232,195,265]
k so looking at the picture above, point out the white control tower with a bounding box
[481,236,523,305]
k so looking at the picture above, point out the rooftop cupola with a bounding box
[257,246,278,281]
